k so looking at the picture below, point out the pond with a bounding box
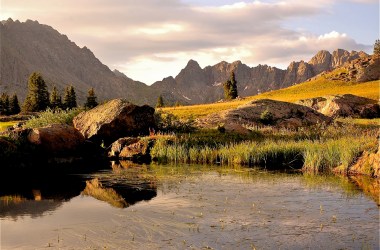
[1,161,379,249]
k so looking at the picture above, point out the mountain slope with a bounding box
[0,18,155,105]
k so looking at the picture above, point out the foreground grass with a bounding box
[163,69,379,120]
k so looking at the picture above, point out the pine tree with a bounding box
[223,71,238,100]
[23,72,50,112]
[9,94,21,115]
[63,85,77,109]
[229,71,238,99]
[50,86,62,110]
[374,39,380,56]
[0,93,10,115]
[156,95,164,108]
[84,87,98,109]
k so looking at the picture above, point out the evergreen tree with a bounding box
[374,39,380,56]
[63,85,77,109]
[84,87,98,109]
[23,72,50,112]
[9,94,21,115]
[229,71,238,99]
[223,71,238,100]
[156,95,164,108]
[0,93,10,115]
[50,86,62,109]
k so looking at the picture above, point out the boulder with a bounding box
[349,150,380,178]
[27,124,85,155]
[73,99,155,145]
[198,99,332,131]
[108,137,140,157]
[108,137,155,162]
[297,94,379,118]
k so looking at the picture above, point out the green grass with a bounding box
[150,124,378,174]
[163,69,379,120]
[0,121,18,132]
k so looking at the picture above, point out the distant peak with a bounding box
[185,59,201,69]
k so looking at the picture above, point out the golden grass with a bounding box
[163,69,379,120]
[0,121,17,132]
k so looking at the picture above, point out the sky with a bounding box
[1,0,379,84]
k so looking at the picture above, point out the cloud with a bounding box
[1,0,375,84]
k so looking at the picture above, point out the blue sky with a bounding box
[1,0,379,84]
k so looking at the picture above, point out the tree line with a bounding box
[0,72,98,116]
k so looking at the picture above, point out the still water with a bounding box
[1,162,379,249]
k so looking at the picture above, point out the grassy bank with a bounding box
[150,124,378,174]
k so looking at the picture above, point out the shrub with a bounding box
[260,109,274,125]
[23,108,83,128]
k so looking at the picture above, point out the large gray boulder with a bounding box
[297,94,379,118]
[198,99,332,132]
[73,99,155,144]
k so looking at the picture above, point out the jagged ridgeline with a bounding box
[0,18,369,106]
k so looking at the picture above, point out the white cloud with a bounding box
[1,0,375,84]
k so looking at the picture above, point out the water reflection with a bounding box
[1,163,378,249]
[0,173,85,219]
[0,161,158,218]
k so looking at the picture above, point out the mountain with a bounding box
[0,18,156,105]
[0,18,370,106]
[152,50,369,104]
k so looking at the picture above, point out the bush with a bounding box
[260,109,274,125]
[23,108,83,128]
[155,110,196,133]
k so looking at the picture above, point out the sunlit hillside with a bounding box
[163,68,379,120]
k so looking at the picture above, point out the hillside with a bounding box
[163,63,379,120]
[0,18,156,105]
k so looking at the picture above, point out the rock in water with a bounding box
[73,99,155,144]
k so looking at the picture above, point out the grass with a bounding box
[337,118,380,128]
[150,123,378,174]
[0,121,18,132]
[163,69,379,120]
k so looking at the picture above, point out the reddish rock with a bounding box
[27,124,85,154]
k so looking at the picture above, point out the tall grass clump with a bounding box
[302,136,375,174]
[23,108,83,128]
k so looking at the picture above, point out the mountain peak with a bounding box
[185,59,201,69]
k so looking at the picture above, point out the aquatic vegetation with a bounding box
[150,126,377,174]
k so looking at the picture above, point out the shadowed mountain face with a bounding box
[0,18,156,105]
[0,19,368,106]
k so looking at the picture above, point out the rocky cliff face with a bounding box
[0,18,155,105]
[153,49,368,104]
